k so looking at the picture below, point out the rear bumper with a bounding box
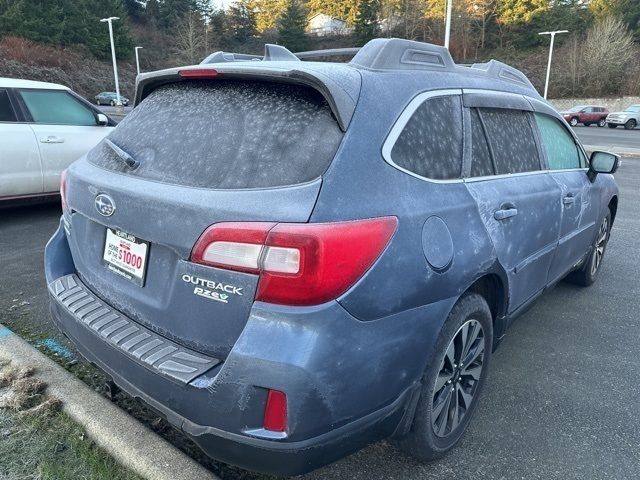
[48,293,410,475]
[45,221,454,474]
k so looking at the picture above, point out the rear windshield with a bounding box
[88,80,344,189]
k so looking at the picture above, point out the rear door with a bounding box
[463,97,562,312]
[0,88,43,198]
[534,113,597,282]
[17,88,111,193]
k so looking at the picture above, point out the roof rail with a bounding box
[199,38,536,92]
[350,38,455,70]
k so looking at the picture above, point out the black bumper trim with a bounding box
[48,274,220,384]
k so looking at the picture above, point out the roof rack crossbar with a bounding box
[294,48,361,59]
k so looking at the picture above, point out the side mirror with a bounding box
[588,151,619,181]
[96,113,109,126]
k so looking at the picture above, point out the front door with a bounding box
[534,113,599,282]
[17,88,111,193]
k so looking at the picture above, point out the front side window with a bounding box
[0,89,17,122]
[390,95,463,180]
[19,90,97,126]
[478,108,540,174]
[535,113,581,170]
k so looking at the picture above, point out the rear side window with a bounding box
[390,95,463,180]
[89,81,344,189]
[19,90,97,126]
[0,89,17,122]
[478,108,540,174]
[469,108,493,177]
[535,113,582,170]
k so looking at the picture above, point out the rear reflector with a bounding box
[191,217,398,306]
[178,68,221,79]
[263,389,287,432]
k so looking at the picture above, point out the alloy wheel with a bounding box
[591,217,609,276]
[431,319,485,438]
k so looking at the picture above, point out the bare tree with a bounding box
[174,10,205,65]
[581,16,635,96]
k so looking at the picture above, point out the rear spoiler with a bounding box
[134,64,361,132]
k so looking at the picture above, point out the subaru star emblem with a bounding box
[95,194,115,217]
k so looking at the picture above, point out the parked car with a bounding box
[0,78,114,202]
[606,104,640,130]
[95,91,130,106]
[45,39,619,476]
[560,105,609,127]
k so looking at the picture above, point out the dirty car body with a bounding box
[45,39,619,475]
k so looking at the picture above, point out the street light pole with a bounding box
[135,46,143,75]
[539,30,568,100]
[100,16,121,106]
[444,0,453,49]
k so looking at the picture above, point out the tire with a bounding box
[608,123,617,128]
[598,118,606,127]
[567,209,611,287]
[110,100,116,106]
[569,117,579,127]
[96,99,101,105]
[396,293,493,462]
[624,119,637,130]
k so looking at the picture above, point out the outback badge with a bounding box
[181,274,243,304]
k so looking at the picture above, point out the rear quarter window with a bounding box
[389,95,463,180]
[88,81,344,189]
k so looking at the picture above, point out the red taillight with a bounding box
[60,169,68,211]
[263,389,287,432]
[178,68,221,79]
[190,217,398,306]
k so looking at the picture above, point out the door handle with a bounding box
[40,136,65,144]
[494,204,518,221]
[563,194,576,206]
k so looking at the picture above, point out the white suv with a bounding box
[0,78,113,201]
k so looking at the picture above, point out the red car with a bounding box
[561,105,609,127]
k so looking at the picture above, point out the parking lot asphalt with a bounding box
[573,125,640,151]
[2,160,640,479]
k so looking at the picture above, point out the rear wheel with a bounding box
[567,209,611,287]
[570,117,579,127]
[624,119,637,130]
[110,100,116,106]
[608,123,617,128]
[598,118,606,127]
[397,293,492,462]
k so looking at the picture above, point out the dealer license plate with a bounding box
[102,228,149,286]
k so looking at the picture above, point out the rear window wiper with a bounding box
[104,139,140,169]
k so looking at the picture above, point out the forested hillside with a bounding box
[0,0,638,99]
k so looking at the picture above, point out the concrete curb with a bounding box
[0,324,218,480]
[583,144,640,157]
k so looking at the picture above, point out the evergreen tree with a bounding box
[277,0,308,51]
[354,0,380,46]
[225,0,257,45]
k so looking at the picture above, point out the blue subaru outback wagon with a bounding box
[45,39,619,475]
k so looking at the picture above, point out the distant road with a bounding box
[573,125,639,151]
